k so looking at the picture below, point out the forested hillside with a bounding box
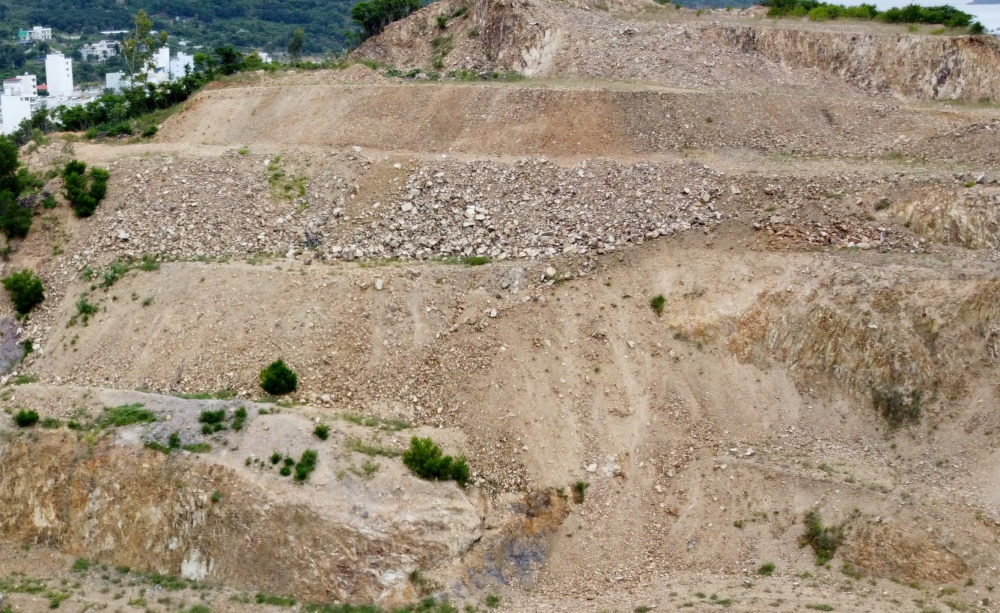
[0,0,355,53]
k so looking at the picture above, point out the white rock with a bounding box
[375,278,384,291]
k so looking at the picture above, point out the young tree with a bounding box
[287,28,305,63]
[213,45,243,76]
[120,10,168,83]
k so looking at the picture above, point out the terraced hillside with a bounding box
[1,2,999,613]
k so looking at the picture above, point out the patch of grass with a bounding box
[72,558,91,573]
[650,294,666,316]
[842,562,863,579]
[485,594,501,608]
[805,606,834,612]
[462,255,491,266]
[99,403,156,427]
[182,443,212,453]
[572,480,588,504]
[347,437,402,458]
[758,562,775,576]
[314,423,330,440]
[255,594,296,607]
[733,520,745,529]
[342,412,410,431]
[799,510,844,565]
[40,417,61,429]
[349,458,380,478]
[11,374,37,385]
[141,296,154,307]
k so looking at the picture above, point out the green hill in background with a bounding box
[0,0,356,54]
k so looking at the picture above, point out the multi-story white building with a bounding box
[80,40,119,61]
[18,27,53,43]
[1,75,38,135]
[169,52,194,79]
[45,53,74,98]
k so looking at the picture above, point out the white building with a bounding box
[1,75,38,135]
[80,40,118,61]
[45,53,74,98]
[169,52,194,79]
[105,72,125,92]
[259,52,272,64]
[154,47,170,72]
[18,27,52,43]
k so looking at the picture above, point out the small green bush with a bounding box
[62,160,110,218]
[0,198,32,239]
[294,449,318,481]
[758,562,776,576]
[799,510,843,565]
[168,431,181,449]
[14,409,39,427]
[871,386,921,427]
[142,125,158,138]
[199,409,226,424]
[650,294,666,316]
[572,480,588,503]
[270,451,282,465]
[436,13,448,27]
[402,436,470,486]
[314,423,330,440]
[71,558,90,573]
[232,406,247,431]
[260,359,297,395]
[485,594,501,608]
[2,269,44,314]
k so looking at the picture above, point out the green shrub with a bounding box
[572,480,588,503]
[650,294,666,316]
[41,417,61,429]
[232,406,247,431]
[168,431,181,449]
[294,449,318,481]
[799,511,843,565]
[314,423,330,440]
[270,451,282,465]
[199,409,226,424]
[402,436,470,486]
[0,196,32,239]
[2,269,44,314]
[279,465,292,476]
[436,13,448,28]
[758,562,776,576]
[485,594,501,608]
[14,409,39,427]
[871,386,921,427]
[141,125,158,138]
[260,359,297,395]
[62,160,110,218]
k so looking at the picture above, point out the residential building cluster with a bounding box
[17,27,52,43]
[0,47,194,134]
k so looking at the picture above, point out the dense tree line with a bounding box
[0,0,359,53]
[763,0,984,29]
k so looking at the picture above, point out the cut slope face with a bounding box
[2,0,1000,610]
[353,0,1000,100]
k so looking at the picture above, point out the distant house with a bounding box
[17,27,52,44]
[80,40,119,61]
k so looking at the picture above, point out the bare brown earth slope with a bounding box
[1,2,1000,613]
